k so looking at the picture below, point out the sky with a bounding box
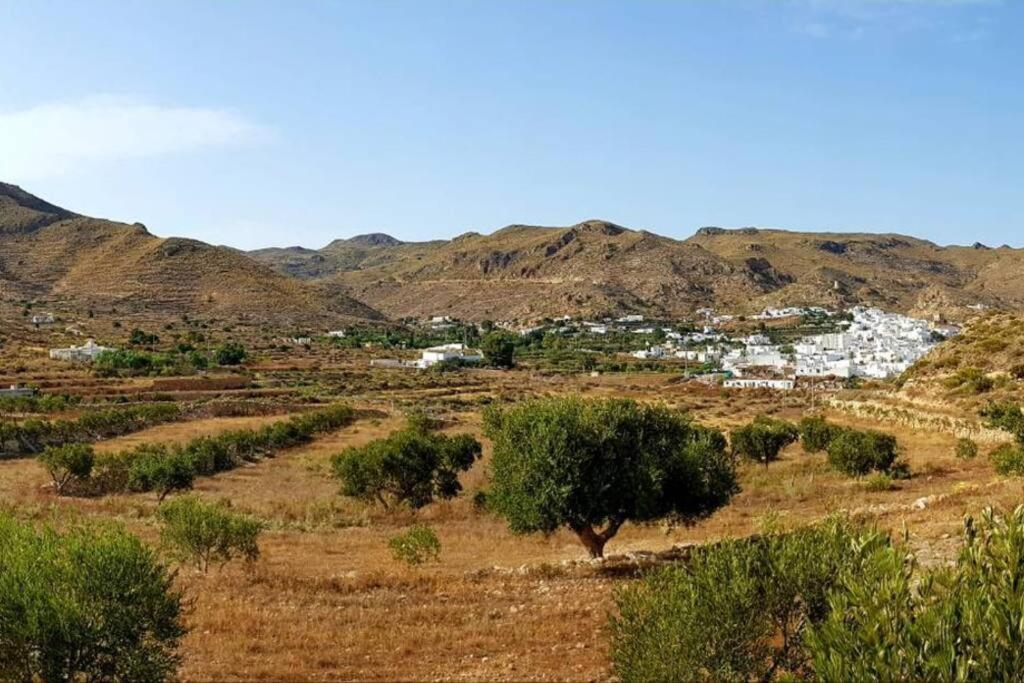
[0,0,1020,249]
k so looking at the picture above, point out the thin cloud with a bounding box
[0,96,269,180]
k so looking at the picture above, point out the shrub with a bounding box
[807,506,1024,681]
[388,524,441,566]
[484,396,738,558]
[611,518,886,682]
[157,495,262,572]
[0,514,184,681]
[956,437,979,461]
[127,447,197,501]
[826,428,899,477]
[945,367,993,394]
[799,415,838,453]
[730,416,799,467]
[332,428,481,509]
[863,472,895,492]
[990,443,1024,476]
[38,443,94,495]
[214,342,247,366]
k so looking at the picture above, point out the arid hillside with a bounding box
[0,183,382,326]
[250,221,1024,322]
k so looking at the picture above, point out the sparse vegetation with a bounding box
[956,437,979,460]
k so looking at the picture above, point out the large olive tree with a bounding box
[483,396,738,558]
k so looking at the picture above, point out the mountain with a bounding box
[249,221,1024,322]
[0,183,382,326]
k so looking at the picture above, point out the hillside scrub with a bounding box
[982,401,1024,475]
[332,422,481,509]
[88,404,357,497]
[611,518,887,682]
[38,443,94,495]
[0,514,185,681]
[0,403,183,459]
[730,415,798,467]
[484,396,737,558]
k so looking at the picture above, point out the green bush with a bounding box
[38,443,94,495]
[611,518,886,682]
[157,495,262,572]
[214,342,247,366]
[990,443,1024,476]
[484,396,737,558]
[945,367,994,394]
[730,415,799,467]
[807,506,1024,681]
[480,331,516,369]
[126,447,198,501]
[863,472,895,492]
[332,428,481,509]
[0,514,184,681]
[388,524,441,566]
[799,415,838,453]
[826,428,899,477]
[955,437,979,461]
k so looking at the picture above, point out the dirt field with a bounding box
[2,363,1019,680]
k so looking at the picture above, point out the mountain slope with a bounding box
[0,183,382,325]
[250,221,1024,322]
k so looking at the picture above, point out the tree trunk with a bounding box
[572,517,625,559]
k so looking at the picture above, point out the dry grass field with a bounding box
[4,353,1022,681]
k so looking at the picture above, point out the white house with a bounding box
[49,339,113,362]
[326,330,346,338]
[31,313,55,326]
[724,378,795,391]
[416,343,482,369]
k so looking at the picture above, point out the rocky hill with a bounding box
[250,220,1024,322]
[0,183,382,326]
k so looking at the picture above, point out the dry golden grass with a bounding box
[4,364,1023,681]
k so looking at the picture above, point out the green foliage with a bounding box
[982,402,1024,475]
[128,328,160,346]
[0,514,184,681]
[807,506,1024,682]
[826,427,899,477]
[990,443,1024,476]
[862,472,895,492]
[93,349,207,377]
[0,403,183,459]
[955,437,979,461]
[799,414,839,453]
[331,427,481,508]
[0,392,77,414]
[611,518,887,682]
[945,366,994,394]
[126,447,198,501]
[38,443,94,495]
[214,342,247,366]
[730,415,799,467]
[480,331,516,368]
[157,495,262,572]
[388,524,441,566]
[483,396,738,558]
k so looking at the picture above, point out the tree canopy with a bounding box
[483,396,738,557]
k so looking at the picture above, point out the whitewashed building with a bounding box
[416,343,482,369]
[49,339,113,362]
[724,378,795,391]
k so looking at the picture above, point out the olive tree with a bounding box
[480,331,516,369]
[38,443,94,495]
[0,514,184,681]
[483,396,738,558]
[730,415,799,468]
[332,427,482,508]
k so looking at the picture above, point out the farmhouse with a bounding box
[0,384,36,398]
[48,339,113,362]
[31,313,55,326]
[416,343,482,369]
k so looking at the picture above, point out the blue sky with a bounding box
[0,0,1019,249]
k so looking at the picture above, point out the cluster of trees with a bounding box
[483,397,738,558]
[612,507,1024,682]
[331,416,482,509]
[798,415,903,477]
[0,403,183,459]
[0,514,185,681]
[93,342,246,377]
[54,404,356,498]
